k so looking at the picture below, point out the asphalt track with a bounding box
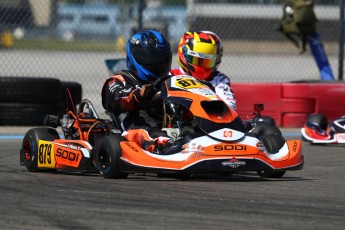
[0,130,344,230]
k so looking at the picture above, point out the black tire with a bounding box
[21,127,60,172]
[307,114,327,130]
[252,116,276,127]
[60,81,82,106]
[261,125,282,136]
[55,101,68,118]
[0,102,59,126]
[260,134,286,154]
[0,77,61,103]
[257,170,286,178]
[250,124,282,136]
[257,134,287,178]
[93,135,129,179]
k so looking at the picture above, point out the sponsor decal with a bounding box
[67,143,81,151]
[38,140,56,168]
[293,141,298,152]
[55,147,82,167]
[124,142,139,152]
[221,158,246,168]
[108,79,116,87]
[174,75,189,79]
[130,37,139,45]
[223,130,232,138]
[336,134,345,140]
[214,144,247,152]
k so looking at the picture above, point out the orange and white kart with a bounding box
[20,75,304,179]
[301,113,345,144]
[19,98,114,173]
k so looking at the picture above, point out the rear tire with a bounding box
[93,135,129,179]
[21,127,60,172]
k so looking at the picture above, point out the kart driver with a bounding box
[101,30,172,153]
[170,31,237,110]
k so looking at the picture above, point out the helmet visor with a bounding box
[184,47,217,69]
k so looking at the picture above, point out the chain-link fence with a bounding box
[0,0,342,114]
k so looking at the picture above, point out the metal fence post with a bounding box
[339,0,345,80]
[138,0,146,32]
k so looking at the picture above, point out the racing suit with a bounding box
[170,67,237,110]
[102,71,146,117]
[101,70,170,153]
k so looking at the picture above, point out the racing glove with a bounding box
[129,84,155,105]
[140,84,155,99]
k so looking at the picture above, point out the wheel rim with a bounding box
[23,141,32,161]
[98,147,110,170]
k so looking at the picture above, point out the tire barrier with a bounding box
[59,81,82,109]
[0,77,61,102]
[0,77,82,126]
[234,81,345,128]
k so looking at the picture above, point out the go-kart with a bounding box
[19,97,118,173]
[20,74,304,179]
[301,113,345,144]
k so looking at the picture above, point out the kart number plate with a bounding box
[175,78,206,89]
[37,140,56,168]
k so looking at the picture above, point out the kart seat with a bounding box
[106,110,148,132]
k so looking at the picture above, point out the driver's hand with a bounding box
[129,84,156,105]
[140,84,155,100]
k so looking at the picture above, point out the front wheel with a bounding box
[307,114,327,130]
[257,170,286,178]
[21,127,60,172]
[260,134,286,154]
[93,135,129,179]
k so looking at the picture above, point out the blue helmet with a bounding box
[126,30,172,82]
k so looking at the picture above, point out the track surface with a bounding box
[0,133,344,230]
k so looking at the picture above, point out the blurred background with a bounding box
[0,0,342,118]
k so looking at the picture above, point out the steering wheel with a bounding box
[145,75,172,121]
[152,74,172,92]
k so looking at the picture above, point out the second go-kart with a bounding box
[301,113,345,144]
[20,74,304,179]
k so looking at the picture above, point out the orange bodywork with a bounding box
[117,76,304,172]
[167,86,238,123]
[54,140,91,168]
[37,139,92,169]
[120,139,303,171]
